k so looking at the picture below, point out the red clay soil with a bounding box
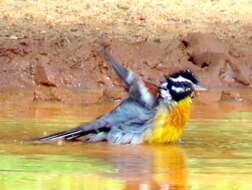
[1,33,251,104]
[0,1,252,104]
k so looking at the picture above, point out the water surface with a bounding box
[0,101,251,190]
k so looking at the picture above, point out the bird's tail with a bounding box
[31,126,87,141]
[31,116,110,142]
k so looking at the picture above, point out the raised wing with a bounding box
[102,48,158,107]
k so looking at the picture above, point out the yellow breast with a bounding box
[145,97,192,143]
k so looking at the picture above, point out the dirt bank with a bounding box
[0,0,251,104]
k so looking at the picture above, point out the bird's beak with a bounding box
[194,84,207,92]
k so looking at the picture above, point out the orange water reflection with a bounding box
[119,145,189,190]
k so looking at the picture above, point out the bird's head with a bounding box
[159,69,206,103]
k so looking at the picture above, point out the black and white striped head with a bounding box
[159,69,206,103]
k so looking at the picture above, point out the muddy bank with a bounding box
[0,0,252,104]
[0,33,252,104]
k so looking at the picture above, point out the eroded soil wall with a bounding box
[0,0,251,104]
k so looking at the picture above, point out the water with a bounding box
[0,101,251,190]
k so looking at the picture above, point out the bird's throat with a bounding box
[145,97,192,143]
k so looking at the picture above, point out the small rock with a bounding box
[220,89,243,102]
[9,35,18,40]
[40,30,47,34]
[139,15,146,20]
[35,63,60,87]
[117,3,130,10]
[34,86,60,101]
[219,62,235,84]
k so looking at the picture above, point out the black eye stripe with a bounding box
[169,81,192,88]
[169,70,198,84]
[160,70,199,102]
[174,81,191,85]
[159,87,167,90]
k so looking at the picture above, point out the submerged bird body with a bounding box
[32,49,205,144]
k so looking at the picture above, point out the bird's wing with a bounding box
[32,48,159,142]
[100,98,155,144]
[32,98,154,142]
[102,48,158,107]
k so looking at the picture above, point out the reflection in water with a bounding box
[0,144,188,190]
[0,102,251,189]
[153,146,188,189]
[118,145,189,190]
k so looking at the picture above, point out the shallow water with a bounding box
[0,101,251,190]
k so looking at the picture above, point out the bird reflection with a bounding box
[104,144,189,190]
[4,143,189,190]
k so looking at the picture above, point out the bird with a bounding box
[32,48,206,144]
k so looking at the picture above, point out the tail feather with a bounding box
[31,117,110,141]
[31,126,86,141]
